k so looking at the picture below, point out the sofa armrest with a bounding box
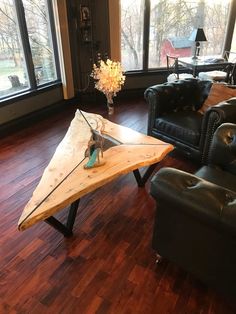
[150,167,236,236]
[201,98,236,163]
[208,123,236,174]
[207,98,236,120]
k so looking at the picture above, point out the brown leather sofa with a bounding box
[150,123,236,297]
[144,78,236,163]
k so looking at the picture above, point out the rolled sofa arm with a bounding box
[208,123,236,174]
[150,167,236,236]
[201,98,236,163]
[206,98,236,122]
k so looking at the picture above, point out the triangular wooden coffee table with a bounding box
[18,110,173,236]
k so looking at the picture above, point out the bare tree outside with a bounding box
[121,0,145,70]
[121,0,231,71]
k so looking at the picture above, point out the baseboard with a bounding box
[0,97,80,137]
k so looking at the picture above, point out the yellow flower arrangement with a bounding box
[91,58,126,112]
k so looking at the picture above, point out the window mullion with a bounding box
[14,0,37,89]
[47,0,61,80]
[143,0,150,70]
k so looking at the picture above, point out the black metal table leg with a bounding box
[133,163,157,187]
[45,199,80,237]
[44,163,157,236]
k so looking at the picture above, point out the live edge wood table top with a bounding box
[18,110,173,235]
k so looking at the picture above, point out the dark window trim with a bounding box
[14,0,37,88]
[143,0,150,70]
[47,0,61,79]
[124,68,167,76]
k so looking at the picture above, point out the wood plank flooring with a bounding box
[1,97,236,314]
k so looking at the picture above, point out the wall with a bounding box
[0,86,63,125]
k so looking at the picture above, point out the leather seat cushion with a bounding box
[195,166,236,192]
[154,110,202,146]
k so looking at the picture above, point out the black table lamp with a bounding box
[189,28,207,59]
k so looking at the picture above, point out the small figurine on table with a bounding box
[84,130,105,169]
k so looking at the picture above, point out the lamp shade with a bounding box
[189,28,207,42]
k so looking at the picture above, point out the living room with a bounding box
[1,1,236,313]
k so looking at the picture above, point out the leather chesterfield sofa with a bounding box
[144,78,236,163]
[150,123,236,297]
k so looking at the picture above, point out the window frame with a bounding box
[121,0,236,74]
[0,0,61,104]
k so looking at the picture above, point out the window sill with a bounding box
[0,81,62,108]
[124,68,168,76]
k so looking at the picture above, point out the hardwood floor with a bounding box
[1,98,236,314]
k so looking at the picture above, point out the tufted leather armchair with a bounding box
[150,123,236,297]
[144,78,236,163]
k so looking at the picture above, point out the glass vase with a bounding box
[106,94,114,115]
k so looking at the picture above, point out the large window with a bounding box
[121,0,232,71]
[0,0,59,100]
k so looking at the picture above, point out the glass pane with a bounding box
[0,0,29,99]
[149,0,231,68]
[22,0,57,86]
[120,0,144,71]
